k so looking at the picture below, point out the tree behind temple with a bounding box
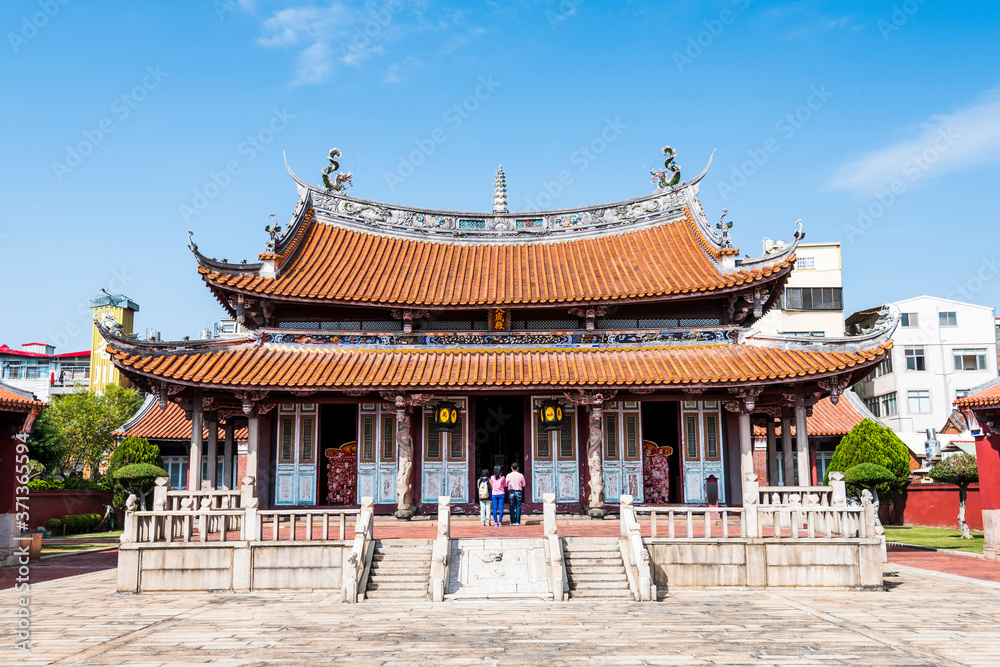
[43,385,142,478]
[824,419,911,496]
[929,452,979,539]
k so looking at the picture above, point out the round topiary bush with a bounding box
[106,436,163,512]
[824,419,911,496]
[113,462,168,511]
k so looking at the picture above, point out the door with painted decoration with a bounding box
[421,399,469,504]
[275,404,318,505]
[680,401,725,504]
[357,403,398,504]
[530,397,579,503]
[602,401,643,503]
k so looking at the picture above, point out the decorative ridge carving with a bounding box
[745,304,899,353]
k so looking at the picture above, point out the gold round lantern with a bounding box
[539,399,564,432]
[432,400,459,433]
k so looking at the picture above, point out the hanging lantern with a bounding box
[432,400,459,433]
[539,399,564,432]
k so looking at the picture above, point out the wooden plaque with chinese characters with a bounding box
[488,308,510,331]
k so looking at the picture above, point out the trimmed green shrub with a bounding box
[27,477,104,491]
[28,479,63,491]
[844,462,896,490]
[44,517,62,532]
[106,436,163,512]
[113,463,168,511]
[54,513,102,536]
[823,419,911,495]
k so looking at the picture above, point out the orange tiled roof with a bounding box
[200,212,794,307]
[0,384,44,412]
[116,401,249,441]
[109,342,889,390]
[955,380,1000,410]
[753,395,869,438]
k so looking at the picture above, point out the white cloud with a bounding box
[382,56,425,84]
[830,89,1000,195]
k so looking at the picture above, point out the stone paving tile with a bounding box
[2,564,1000,665]
[0,548,118,589]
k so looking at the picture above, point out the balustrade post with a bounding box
[543,493,557,537]
[619,495,634,539]
[240,476,256,509]
[120,493,137,544]
[153,477,169,510]
[743,474,759,538]
[437,496,451,539]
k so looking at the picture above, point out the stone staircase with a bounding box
[364,539,433,601]
[562,538,634,600]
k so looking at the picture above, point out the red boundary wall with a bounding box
[898,484,983,531]
[27,490,112,530]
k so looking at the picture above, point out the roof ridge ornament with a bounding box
[716,209,734,249]
[321,148,353,192]
[265,213,282,253]
[651,146,681,189]
[494,164,508,213]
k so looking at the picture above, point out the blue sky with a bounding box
[2,0,999,351]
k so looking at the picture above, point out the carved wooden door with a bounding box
[357,403,397,504]
[680,401,725,504]
[602,401,643,503]
[274,404,317,505]
[421,399,468,504]
[530,397,579,504]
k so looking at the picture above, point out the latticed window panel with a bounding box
[458,219,486,229]
[638,319,678,328]
[320,321,361,330]
[524,320,578,330]
[679,318,721,326]
[361,321,404,331]
[472,321,489,331]
[596,319,638,328]
[515,219,544,229]
[279,321,320,329]
[418,321,473,330]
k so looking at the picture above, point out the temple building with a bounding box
[99,149,896,517]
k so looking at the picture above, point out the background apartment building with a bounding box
[754,241,845,337]
[848,296,998,434]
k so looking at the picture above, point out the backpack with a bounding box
[478,478,490,499]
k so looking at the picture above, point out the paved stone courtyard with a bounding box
[2,561,1000,666]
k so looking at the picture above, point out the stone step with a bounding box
[370,564,431,574]
[368,570,430,584]
[562,540,620,549]
[569,588,634,599]
[373,540,434,547]
[364,589,427,600]
[371,555,432,564]
[569,579,630,591]
[564,554,622,563]
[563,548,621,556]
[565,567,626,578]
[367,580,428,591]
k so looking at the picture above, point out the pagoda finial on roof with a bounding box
[494,164,507,213]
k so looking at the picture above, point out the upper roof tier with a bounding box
[192,153,801,310]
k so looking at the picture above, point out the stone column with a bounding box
[781,412,793,486]
[222,421,235,491]
[189,402,204,491]
[739,412,754,503]
[205,411,218,490]
[765,419,778,486]
[394,396,415,520]
[794,398,811,487]
[246,414,259,486]
[585,401,606,518]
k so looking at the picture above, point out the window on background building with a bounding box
[873,356,893,377]
[907,390,931,413]
[956,389,972,399]
[939,312,958,326]
[864,396,879,416]
[880,393,898,416]
[904,346,926,371]
[953,348,987,371]
[900,313,918,327]
[816,452,834,483]
[781,287,843,311]
[797,256,816,269]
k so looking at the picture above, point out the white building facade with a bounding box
[849,296,998,434]
[754,242,844,338]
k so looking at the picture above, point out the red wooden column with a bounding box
[975,430,1000,560]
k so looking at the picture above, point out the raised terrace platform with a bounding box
[115,474,884,600]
